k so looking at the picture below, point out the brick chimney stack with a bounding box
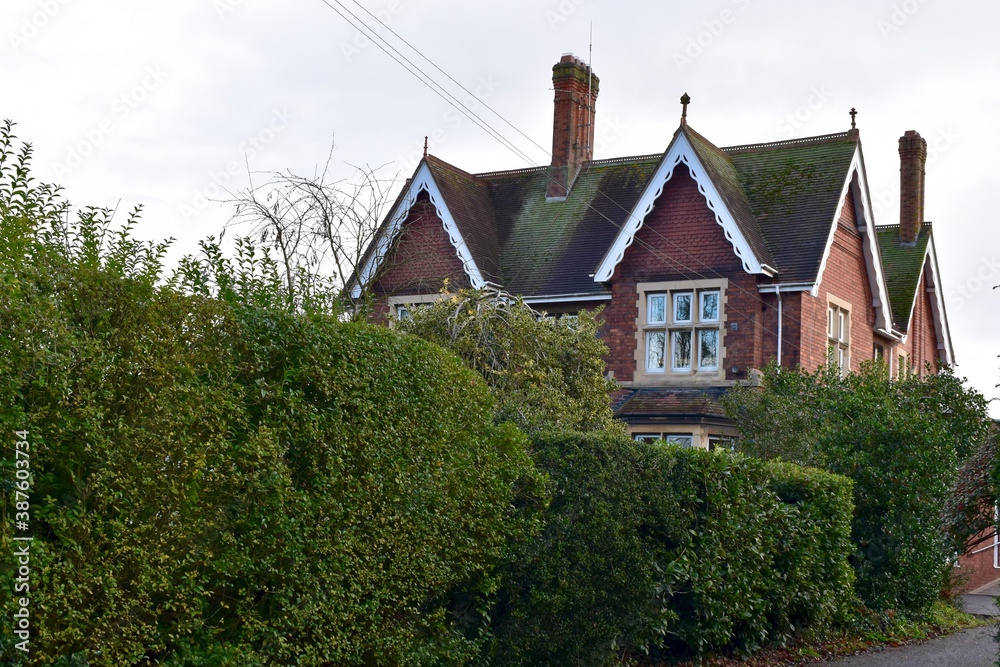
[898,130,927,245]
[547,54,599,200]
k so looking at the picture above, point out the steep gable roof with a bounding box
[593,126,776,281]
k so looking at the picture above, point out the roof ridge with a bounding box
[875,221,933,230]
[473,164,548,178]
[425,154,481,180]
[723,131,854,153]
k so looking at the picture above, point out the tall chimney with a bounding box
[547,54,599,200]
[898,130,927,245]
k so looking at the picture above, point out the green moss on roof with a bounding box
[728,135,858,283]
[877,223,931,332]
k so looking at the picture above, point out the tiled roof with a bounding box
[614,387,730,419]
[482,156,660,295]
[725,132,859,284]
[876,223,932,332]
[425,156,502,282]
[367,126,862,297]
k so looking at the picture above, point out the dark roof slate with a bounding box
[726,133,859,284]
[425,156,502,282]
[481,157,660,295]
[614,387,730,419]
[876,223,931,332]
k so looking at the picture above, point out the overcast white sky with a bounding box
[3,0,999,412]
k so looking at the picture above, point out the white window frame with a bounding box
[827,297,851,376]
[635,279,727,385]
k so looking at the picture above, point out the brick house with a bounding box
[349,54,953,448]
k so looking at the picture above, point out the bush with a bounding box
[724,362,990,614]
[486,431,855,665]
[400,289,622,435]
[0,122,544,666]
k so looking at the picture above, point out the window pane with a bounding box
[664,434,693,447]
[672,330,692,369]
[633,434,662,442]
[646,331,666,371]
[701,291,719,322]
[648,294,666,324]
[699,329,719,369]
[838,312,846,342]
[673,293,692,322]
[828,307,834,337]
[397,306,411,320]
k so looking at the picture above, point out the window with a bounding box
[396,305,411,320]
[827,302,850,376]
[898,353,911,379]
[640,282,724,379]
[633,432,694,447]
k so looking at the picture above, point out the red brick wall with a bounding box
[371,190,470,317]
[956,529,1000,594]
[897,267,941,375]
[604,164,756,383]
[798,190,877,372]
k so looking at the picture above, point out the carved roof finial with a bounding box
[423,136,428,158]
[849,107,857,130]
[680,92,691,126]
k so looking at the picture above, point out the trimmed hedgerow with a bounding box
[485,431,855,665]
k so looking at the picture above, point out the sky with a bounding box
[3,0,999,411]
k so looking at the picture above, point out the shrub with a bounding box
[486,431,855,665]
[724,362,990,615]
[0,122,544,666]
[400,289,622,435]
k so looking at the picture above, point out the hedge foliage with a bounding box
[400,289,622,435]
[724,362,990,614]
[0,122,544,666]
[486,432,855,666]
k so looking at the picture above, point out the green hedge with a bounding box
[0,251,542,665]
[486,432,854,665]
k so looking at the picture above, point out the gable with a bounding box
[349,160,486,299]
[593,128,773,283]
[614,163,746,280]
[372,190,472,295]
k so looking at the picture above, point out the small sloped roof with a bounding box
[876,223,932,332]
[614,387,730,419]
[726,132,859,284]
